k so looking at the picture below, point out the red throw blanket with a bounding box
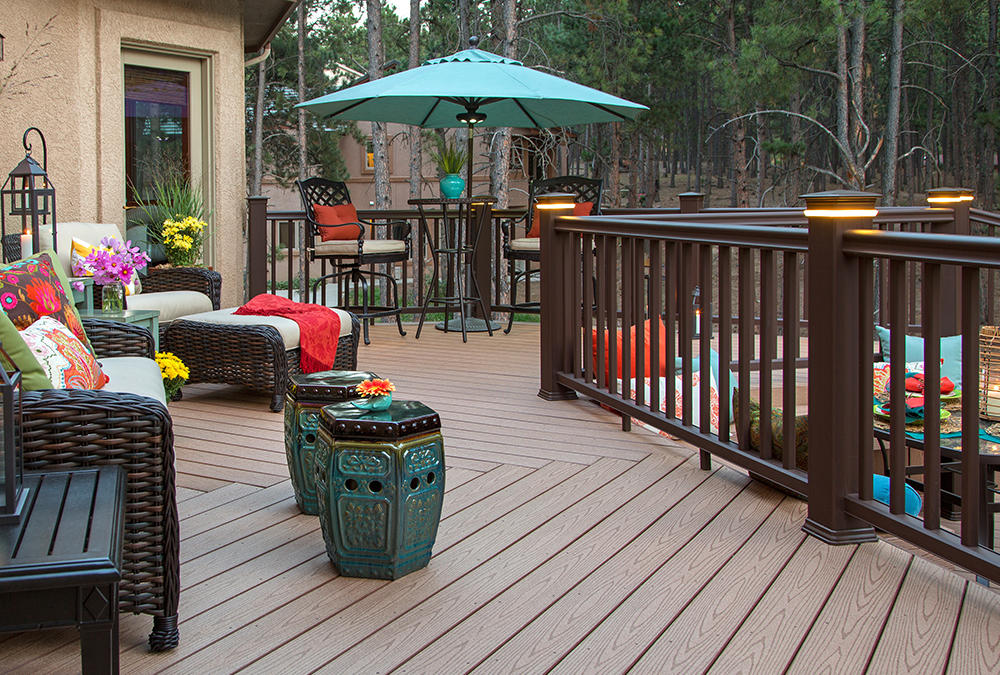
[234,294,340,373]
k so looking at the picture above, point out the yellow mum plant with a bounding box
[161,215,208,266]
[156,351,190,400]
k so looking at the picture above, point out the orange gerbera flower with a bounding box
[356,378,395,397]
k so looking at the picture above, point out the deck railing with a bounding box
[538,190,1000,583]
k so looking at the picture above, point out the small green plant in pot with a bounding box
[132,174,209,265]
[430,137,468,198]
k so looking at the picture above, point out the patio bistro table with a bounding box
[873,408,1000,551]
[408,197,499,341]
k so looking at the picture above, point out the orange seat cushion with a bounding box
[527,201,594,238]
[314,204,363,241]
[592,317,668,379]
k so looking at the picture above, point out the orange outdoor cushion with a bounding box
[527,201,594,238]
[314,203,363,241]
[591,317,668,379]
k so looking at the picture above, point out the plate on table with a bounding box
[873,404,951,424]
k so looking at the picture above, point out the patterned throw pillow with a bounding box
[19,316,108,389]
[0,252,90,349]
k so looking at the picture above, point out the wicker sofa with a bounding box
[21,317,179,651]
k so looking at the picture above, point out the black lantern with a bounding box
[1,127,57,263]
[0,341,25,524]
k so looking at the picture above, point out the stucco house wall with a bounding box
[1,0,252,306]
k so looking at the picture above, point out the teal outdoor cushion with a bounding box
[675,349,736,420]
[875,326,963,385]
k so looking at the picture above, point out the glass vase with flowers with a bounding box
[72,237,151,312]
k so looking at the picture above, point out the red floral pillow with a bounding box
[0,252,90,350]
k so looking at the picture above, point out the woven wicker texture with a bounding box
[142,267,222,310]
[82,317,155,358]
[982,326,1000,421]
[21,386,179,649]
[163,311,360,411]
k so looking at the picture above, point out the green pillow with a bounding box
[0,250,93,390]
[875,326,963,385]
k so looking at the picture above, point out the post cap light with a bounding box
[927,187,974,204]
[535,192,576,210]
[802,190,880,219]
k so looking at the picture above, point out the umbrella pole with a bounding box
[466,122,474,197]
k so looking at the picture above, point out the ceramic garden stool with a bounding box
[284,370,377,514]
[315,400,445,579]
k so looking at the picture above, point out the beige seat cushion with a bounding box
[175,306,354,349]
[315,239,406,256]
[510,237,540,252]
[127,290,214,323]
[100,356,167,405]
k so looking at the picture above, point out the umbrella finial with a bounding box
[469,35,479,48]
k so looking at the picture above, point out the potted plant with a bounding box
[430,136,468,199]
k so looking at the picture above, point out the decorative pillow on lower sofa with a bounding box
[19,316,108,389]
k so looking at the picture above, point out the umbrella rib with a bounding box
[419,99,442,127]
[585,101,633,122]
[322,98,372,119]
[513,99,542,128]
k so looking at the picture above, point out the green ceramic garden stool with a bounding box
[315,400,445,579]
[284,370,377,514]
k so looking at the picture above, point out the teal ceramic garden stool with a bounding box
[284,370,377,514]
[315,400,445,579]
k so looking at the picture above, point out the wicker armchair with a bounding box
[21,318,179,652]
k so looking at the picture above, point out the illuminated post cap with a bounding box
[536,192,576,210]
[926,187,974,204]
[802,190,880,219]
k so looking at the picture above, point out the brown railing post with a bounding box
[247,195,269,301]
[678,192,705,213]
[538,193,578,401]
[927,188,974,334]
[802,190,879,545]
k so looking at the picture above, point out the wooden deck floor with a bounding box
[5,323,1000,673]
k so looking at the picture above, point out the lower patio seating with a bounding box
[162,306,360,411]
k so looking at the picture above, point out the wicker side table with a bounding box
[315,400,444,579]
[284,370,377,514]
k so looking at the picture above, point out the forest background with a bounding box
[246,0,999,210]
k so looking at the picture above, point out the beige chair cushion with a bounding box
[41,222,123,272]
[315,239,406,256]
[510,237,540,252]
[127,290,214,323]
[175,306,354,349]
[100,356,167,405]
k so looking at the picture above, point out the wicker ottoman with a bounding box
[162,307,360,411]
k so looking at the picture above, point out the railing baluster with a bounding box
[760,249,776,460]
[621,237,633,404]
[680,243,693,426]
[858,258,874,500]
[596,235,607,391]
[783,251,799,470]
[583,233,594,382]
[738,247,753,451]
[665,242,677,421]
[961,266,981,547]
[649,241,663,414]
[889,259,907,515]
[606,236,618,394]
[571,232,583,379]
[922,263,941,529]
[718,246,732,443]
[699,244,713,438]
[634,238,646,407]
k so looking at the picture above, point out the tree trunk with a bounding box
[835,2,853,185]
[756,101,767,206]
[408,0,422,200]
[252,57,267,196]
[628,131,639,208]
[986,0,998,209]
[884,0,904,205]
[608,123,621,207]
[790,91,802,201]
[366,0,391,208]
[490,0,517,207]
[726,2,749,207]
[458,0,470,48]
[297,1,308,298]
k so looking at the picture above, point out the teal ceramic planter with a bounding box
[315,400,445,579]
[283,370,378,515]
[439,174,465,199]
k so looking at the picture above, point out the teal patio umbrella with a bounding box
[297,37,648,192]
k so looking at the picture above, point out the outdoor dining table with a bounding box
[873,407,1000,552]
[408,196,499,341]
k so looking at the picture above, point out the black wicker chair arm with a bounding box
[142,266,222,310]
[82,318,155,359]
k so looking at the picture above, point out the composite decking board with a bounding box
[181,480,296,541]
[175,471,231,493]
[173,424,287,452]
[396,455,729,674]
[167,459,598,674]
[866,556,967,673]
[546,480,781,675]
[233,458,640,674]
[175,486,203,502]
[628,497,810,673]
[787,542,912,674]
[947,575,1000,673]
[313,452,692,674]
[173,444,289,475]
[177,483,258,519]
[174,457,285,488]
[438,464,535,516]
[701,534,857,674]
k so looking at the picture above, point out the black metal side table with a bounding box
[0,467,125,674]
